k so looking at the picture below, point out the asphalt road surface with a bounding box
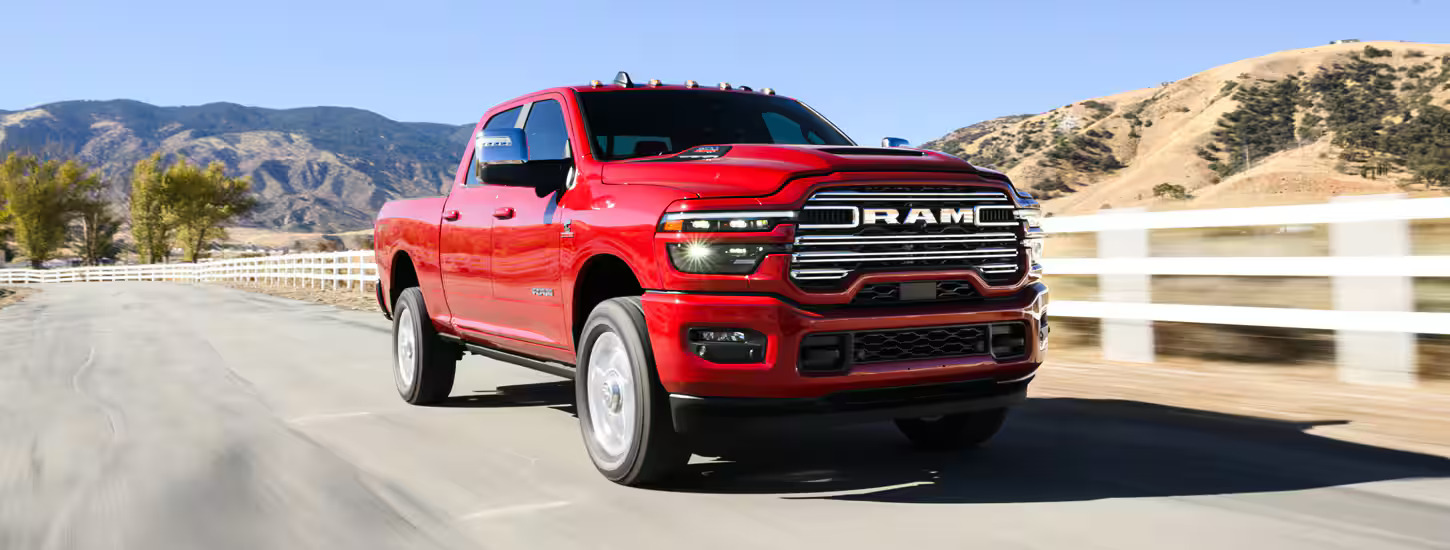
[3,283,1449,550]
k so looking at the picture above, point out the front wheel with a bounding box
[392,287,457,405]
[895,408,1008,451]
[575,296,688,486]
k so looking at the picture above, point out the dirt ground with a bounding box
[220,281,379,312]
[0,287,36,310]
[221,282,1450,458]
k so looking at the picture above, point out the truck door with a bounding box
[484,97,570,349]
[439,106,522,333]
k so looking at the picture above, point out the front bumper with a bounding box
[640,282,1048,399]
[669,376,1030,434]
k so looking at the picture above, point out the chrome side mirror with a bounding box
[881,137,910,148]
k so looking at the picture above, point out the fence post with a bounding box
[1097,207,1155,363]
[1330,194,1417,387]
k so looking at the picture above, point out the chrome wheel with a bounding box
[396,305,416,389]
[586,331,635,469]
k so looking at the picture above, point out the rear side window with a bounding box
[523,99,570,161]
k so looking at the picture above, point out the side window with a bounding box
[523,99,570,161]
[486,106,523,130]
[464,147,480,187]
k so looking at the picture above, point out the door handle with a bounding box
[493,207,515,220]
[442,210,461,222]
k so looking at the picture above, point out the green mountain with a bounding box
[0,100,472,231]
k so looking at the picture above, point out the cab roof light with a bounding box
[762,87,776,95]
[649,79,662,87]
[719,82,732,90]
[685,80,699,88]
[590,80,602,88]
[614,71,634,88]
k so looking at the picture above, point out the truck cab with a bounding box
[375,72,1048,486]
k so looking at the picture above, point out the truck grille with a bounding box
[791,185,1025,291]
[854,325,989,363]
[851,280,979,305]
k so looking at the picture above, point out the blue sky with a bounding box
[3,0,1446,145]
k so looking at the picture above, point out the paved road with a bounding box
[3,283,1449,550]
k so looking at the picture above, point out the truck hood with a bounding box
[600,144,1004,198]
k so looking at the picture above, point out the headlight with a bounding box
[667,242,787,274]
[659,211,794,232]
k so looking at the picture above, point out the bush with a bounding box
[1152,182,1192,200]
[1363,45,1392,58]
[1176,106,1191,113]
[1407,50,1426,58]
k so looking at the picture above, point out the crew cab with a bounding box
[374,72,1048,486]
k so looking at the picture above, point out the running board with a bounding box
[442,334,577,380]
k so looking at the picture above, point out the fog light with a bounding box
[990,323,1028,359]
[688,328,766,364]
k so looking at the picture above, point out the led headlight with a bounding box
[659,211,794,233]
[667,242,787,274]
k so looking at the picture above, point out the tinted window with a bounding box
[523,99,570,161]
[485,106,522,130]
[578,90,852,160]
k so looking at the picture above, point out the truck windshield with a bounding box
[577,90,854,160]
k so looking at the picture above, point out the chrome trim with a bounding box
[977,264,1021,273]
[790,269,851,280]
[794,249,1019,263]
[797,206,860,229]
[810,191,1007,198]
[973,205,1020,227]
[796,232,1017,246]
[662,211,796,221]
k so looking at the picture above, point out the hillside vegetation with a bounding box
[922,41,1450,214]
[0,101,470,231]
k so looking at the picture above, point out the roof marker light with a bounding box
[719,82,732,90]
[649,79,662,87]
[590,80,602,87]
[685,80,699,88]
[762,88,776,95]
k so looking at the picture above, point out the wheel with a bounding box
[392,287,458,405]
[575,296,688,486]
[895,408,1008,451]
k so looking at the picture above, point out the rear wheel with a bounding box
[392,287,457,405]
[895,408,1007,451]
[575,296,688,486]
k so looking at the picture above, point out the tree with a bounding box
[165,157,257,262]
[129,152,174,264]
[75,191,123,266]
[0,153,97,268]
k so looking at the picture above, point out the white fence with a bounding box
[1041,194,1450,388]
[0,251,378,291]
[1,194,1446,386]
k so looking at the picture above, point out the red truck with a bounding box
[374,72,1048,486]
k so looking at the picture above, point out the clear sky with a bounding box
[3,0,1446,145]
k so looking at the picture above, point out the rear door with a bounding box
[484,96,572,349]
[439,106,522,332]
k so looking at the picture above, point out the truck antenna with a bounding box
[614,71,634,88]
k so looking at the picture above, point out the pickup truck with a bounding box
[374,72,1049,486]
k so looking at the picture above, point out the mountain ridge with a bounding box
[0,99,473,231]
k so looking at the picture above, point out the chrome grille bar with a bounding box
[794,249,1019,263]
[796,232,1018,246]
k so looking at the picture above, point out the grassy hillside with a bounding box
[922,41,1450,214]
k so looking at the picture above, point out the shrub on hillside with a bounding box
[1363,45,1392,58]
[1153,183,1192,200]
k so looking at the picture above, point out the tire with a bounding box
[895,408,1008,451]
[392,287,458,405]
[575,296,688,486]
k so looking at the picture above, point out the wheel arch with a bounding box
[571,253,645,350]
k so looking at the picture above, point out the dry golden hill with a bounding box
[922,41,1450,214]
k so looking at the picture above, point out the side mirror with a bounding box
[881,137,910,148]
[475,127,571,196]
[477,128,528,165]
